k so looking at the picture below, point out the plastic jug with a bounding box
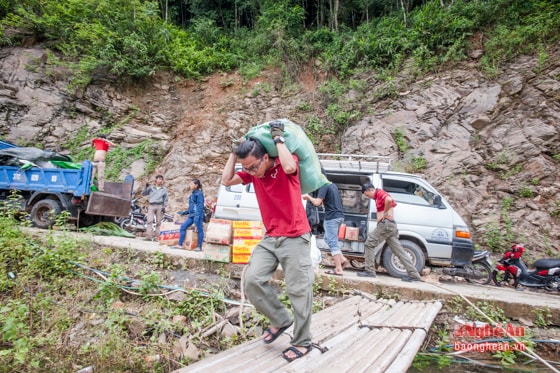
[338,224,346,239]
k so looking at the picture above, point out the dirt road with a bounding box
[42,229,560,325]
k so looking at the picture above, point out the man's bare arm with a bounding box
[276,142,297,174]
[303,194,324,207]
[221,152,243,186]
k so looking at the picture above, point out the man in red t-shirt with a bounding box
[359,182,422,282]
[221,122,313,363]
[91,134,116,191]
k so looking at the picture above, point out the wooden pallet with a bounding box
[174,293,442,373]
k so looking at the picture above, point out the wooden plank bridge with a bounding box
[174,293,442,373]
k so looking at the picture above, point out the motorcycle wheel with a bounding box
[119,217,136,233]
[492,269,517,287]
[544,280,560,292]
[466,261,492,285]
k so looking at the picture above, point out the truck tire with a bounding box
[30,199,62,229]
[382,239,425,278]
[78,212,99,227]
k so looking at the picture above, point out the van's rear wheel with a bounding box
[382,240,424,278]
[30,199,62,229]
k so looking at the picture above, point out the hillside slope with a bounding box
[0,46,559,257]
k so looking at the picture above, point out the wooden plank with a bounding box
[310,296,384,339]
[294,328,397,373]
[363,330,413,373]
[344,328,404,372]
[282,327,379,373]
[414,301,443,330]
[179,296,370,373]
[175,297,442,373]
[359,299,408,325]
[182,339,281,373]
[385,329,428,373]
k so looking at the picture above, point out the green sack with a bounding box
[243,118,329,194]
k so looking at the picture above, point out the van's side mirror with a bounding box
[433,195,444,208]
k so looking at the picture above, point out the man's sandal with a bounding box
[262,321,293,344]
[282,345,313,362]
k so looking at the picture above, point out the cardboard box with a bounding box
[206,218,233,245]
[345,227,360,241]
[232,238,260,255]
[159,222,180,246]
[201,243,231,263]
[232,253,251,264]
[232,220,263,229]
[184,229,198,250]
[233,228,264,239]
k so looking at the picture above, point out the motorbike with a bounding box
[442,249,494,285]
[118,198,174,233]
[492,243,560,291]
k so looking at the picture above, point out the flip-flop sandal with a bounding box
[282,345,313,362]
[325,270,343,276]
[263,321,293,344]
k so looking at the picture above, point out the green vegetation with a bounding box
[105,139,163,179]
[482,197,517,252]
[1,0,558,86]
[0,202,337,371]
[485,149,524,180]
[518,185,535,198]
[533,307,553,328]
[2,0,558,157]
[393,127,408,153]
[465,300,508,323]
[416,298,552,370]
[551,201,560,218]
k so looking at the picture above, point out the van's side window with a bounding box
[383,178,438,207]
[226,184,244,200]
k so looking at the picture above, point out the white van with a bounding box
[214,154,474,277]
[213,182,262,221]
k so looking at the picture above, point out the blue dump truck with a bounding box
[0,139,133,228]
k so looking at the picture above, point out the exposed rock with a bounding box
[220,322,240,337]
[1,45,559,255]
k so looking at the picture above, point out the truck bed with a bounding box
[0,163,92,196]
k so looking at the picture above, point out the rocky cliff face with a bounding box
[1,46,559,256]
